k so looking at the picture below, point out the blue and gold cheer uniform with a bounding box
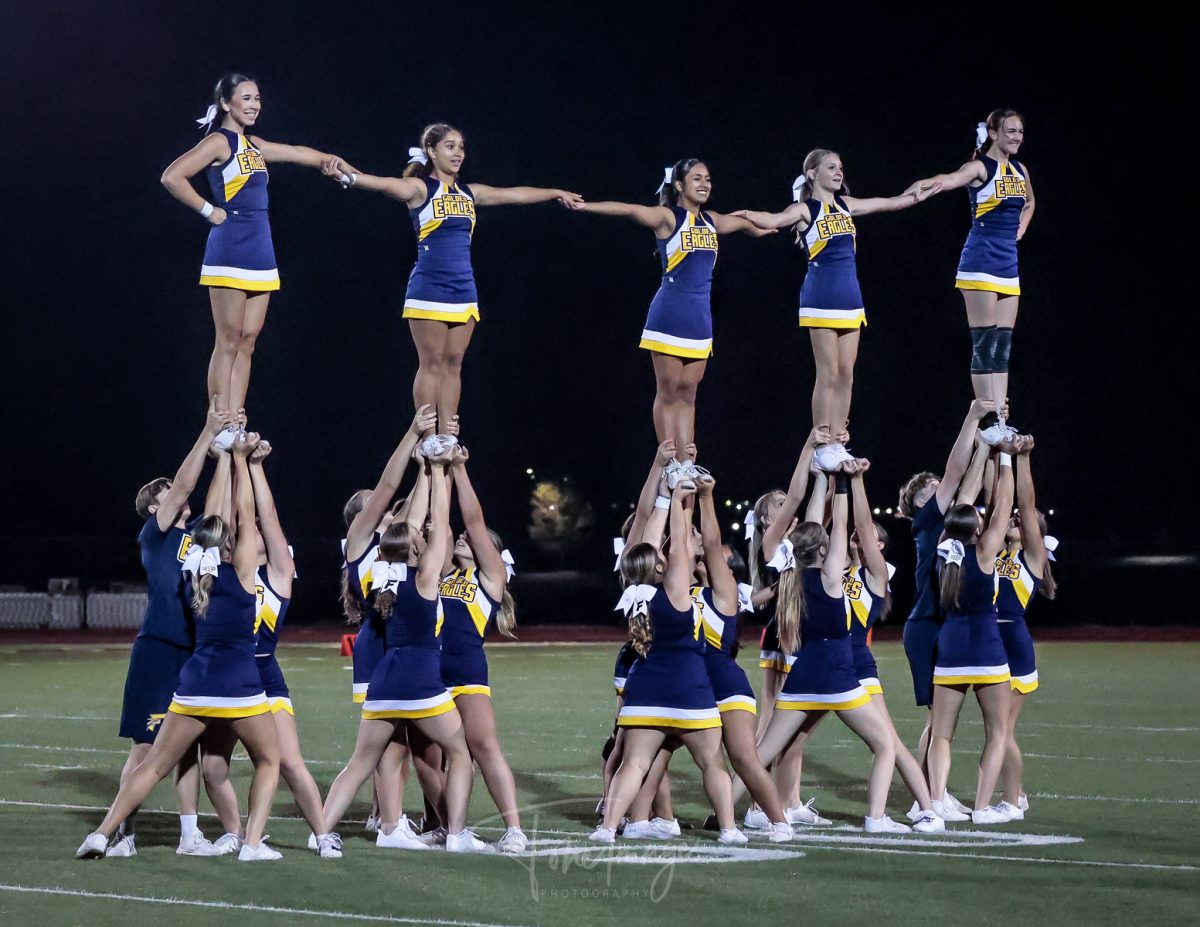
[955,156,1027,296]
[402,178,479,323]
[798,196,865,329]
[199,128,278,291]
[639,207,719,358]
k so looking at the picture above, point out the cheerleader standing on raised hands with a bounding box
[574,160,771,479]
[440,445,529,853]
[323,449,492,854]
[78,433,304,861]
[592,482,744,845]
[161,73,349,414]
[323,124,582,433]
[736,151,938,466]
[995,439,1055,816]
[907,110,1035,440]
[927,435,1032,824]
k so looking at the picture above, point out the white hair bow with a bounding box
[1043,535,1059,562]
[407,146,429,166]
[656,166,674,195]
[975,121,989,148]
[767,539,796,572]
[886,561,897,583]
[743,511,756,540]
[181,545,221,578]
[371,561,408,595]
[937,539,965,566]
[500,548,516,581]
[288,544,298,579]
[196,104,218,129]
[737,582,755,614]
[792,174,807,202]
[612,537,625,572]
[615,584,657,618]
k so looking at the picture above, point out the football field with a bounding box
[0,639,1196,927]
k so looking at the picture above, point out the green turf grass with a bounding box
[0,640,1196,927]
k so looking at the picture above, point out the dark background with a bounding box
[2,3,1191,625]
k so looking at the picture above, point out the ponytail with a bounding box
[938,560,963,612]
[184,515,230,619]
[938,504,981,611]
[496,587,517,639]
[191,574,215,618]
[629,609,653,658]
[375,587,397,619]
[340,566,362,625]
[1038,559,1057,601]
[772,523,827,653]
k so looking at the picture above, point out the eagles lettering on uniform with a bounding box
[679,225,718,253]
[177,535,193,562]
[955,156,1027,294]
[798,197,866,329]
[430,194,476,222]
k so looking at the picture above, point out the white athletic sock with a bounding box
[180,814,198,840]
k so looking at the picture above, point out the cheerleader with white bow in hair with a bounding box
[438,445,529,853]
[79,432,319,861]
[592,478,746,845]
[161,73,351,416]
[733,442,925,834]
[735,153,939,467]
[573,160,772,484]
[927,433,1034,824]
[322,124,583,434]
[906,111,1035,442]
[323,443,493,854]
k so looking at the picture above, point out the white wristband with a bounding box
[654,495,670,510]
[999,453,1013,467]
[198,201,214,219]
[340,172,357,189]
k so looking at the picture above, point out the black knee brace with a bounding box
[992,326,1013,373]
[970,325,997,374]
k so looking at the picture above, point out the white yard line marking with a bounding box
[0,884,530,927]
[787,843,1198,872]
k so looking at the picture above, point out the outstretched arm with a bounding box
[251,136,346,170]
[821,481,850,594]
[346,405,437,562]
[844,183,940,217]
[934,400,993,512]
[696,478,737,613]
[400,457,431,533]
[202,451,232,524]
[627,440,676,548]
[978,446,1017,561]
[850,467,888,595]
[416,458,452,598]
[450,448,506,597]
[230,434,260,592]
[904,160,986,196]
[320,159,428,208]
[248,442,294,597]
[156,396,234,532]
[708,211,777,237]
[1014,441,1047,572]
[955,435,990,506]
[732,202,810,231]
[574,201,676,236]
[664,485,697,608]
[804,470,829,526]
[470,183,582,208]
[761,431,820,560]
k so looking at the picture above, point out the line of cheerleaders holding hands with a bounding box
[74,72,1046,858]
[159,72,1032,460]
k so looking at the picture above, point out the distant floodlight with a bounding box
[873,507,880,515]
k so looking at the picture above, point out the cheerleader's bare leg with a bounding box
[627,746,674,822]
[972,682,1011,810]
[602,728,667,830]
[650,353,706,458]
[928,683,967,801]
[830,329,860,439]
[197,724,244,835]
[837,702,897,820]
[963,290,1000,403]
[94,712,208,839]
[679,727,735,830]
[273,709,330,837]
[721,709,787,823]
[409,319,450,428]
[1001,688,1028,805]
[230,712,281,847]
[374,739,407,831]
[456,691,521,829]
[437,319,475,433]
[322,718,401,831]
[411,708,474,835]
[405,723,446,828]
[871,693,933,810]
[731,707,806,805]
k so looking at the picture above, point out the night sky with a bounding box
[3,4,1189,623]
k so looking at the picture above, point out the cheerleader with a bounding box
[322,124,582,433]
[736,152,938,466]
[591,482,748,844]
[927,435,1032,824]
[738,459,914,834]
[322,450,492,854]
[747,434,833,826]
[896,399,994,804]
[440,446,529,853]
[693,473,792,837]
[79,433,318,860]
[996,439,1055,815]
[907,110,1035,439]
[161,73,349,414]
[846,467,943,831]
[573,160,771,478]
[340,406,445,842]
[114,398,242,858]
